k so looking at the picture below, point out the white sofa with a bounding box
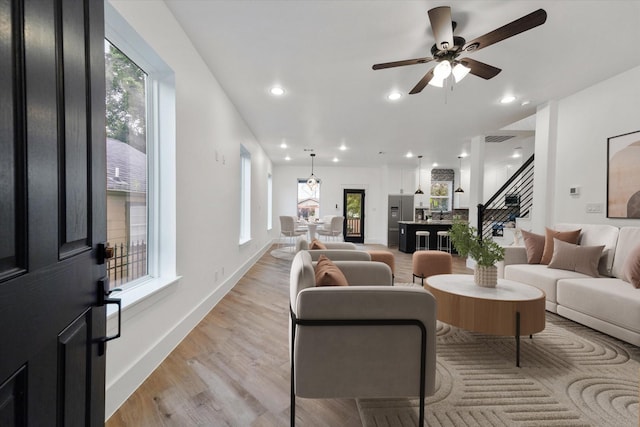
[499,224,640,346]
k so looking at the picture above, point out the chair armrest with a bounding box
[332,260,392,285]
[497,246,528,278]
[308,250,371,262]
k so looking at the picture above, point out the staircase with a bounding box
[477,154,534,240]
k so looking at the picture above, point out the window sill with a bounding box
[239,237,252,247]
[107,275,182,319]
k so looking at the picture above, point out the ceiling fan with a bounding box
[372,6,547,94]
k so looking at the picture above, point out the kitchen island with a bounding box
[398,221,455,253]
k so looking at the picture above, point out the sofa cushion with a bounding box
[554,223,619,276]
[557,277,640,334]
[547,239,604,277]
[541,227,581,265]
[314,255,349,287]
[622,244,640,288]
[612,227,640,280]
[504,264,590,304]
[310,239,327,250]
[522,229,545,264]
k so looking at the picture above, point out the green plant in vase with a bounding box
[449,220,505,287]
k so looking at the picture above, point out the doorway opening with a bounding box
[343,189,365,243]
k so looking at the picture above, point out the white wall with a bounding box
[553,65,640,227]
[273,164,401,244]
[105,0,274,418]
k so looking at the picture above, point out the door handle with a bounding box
[97,277,121,356]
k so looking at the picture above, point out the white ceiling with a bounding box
[164,0,640,170]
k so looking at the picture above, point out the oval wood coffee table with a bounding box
[425,274,546,367]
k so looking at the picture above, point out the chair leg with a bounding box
[290,311,297,426]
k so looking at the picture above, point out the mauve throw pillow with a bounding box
[314,255,349,287]
[541,227,581,265]
[547,238,604,277]
[622,244,640,288]
[521,229,545,264]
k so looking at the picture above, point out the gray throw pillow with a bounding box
[547,238,604,277]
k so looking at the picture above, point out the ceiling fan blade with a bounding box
[409,69,435,94]
[459,58,501,80]
[428,6,454,51]
[462,9,547,53]
[372,57,433,70]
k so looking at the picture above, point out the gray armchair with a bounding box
[317,215,344,241]
[279,215,306,248]
[289,250,437,426]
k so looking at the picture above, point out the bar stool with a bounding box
[415,231,430,251]
[437,230,451,253]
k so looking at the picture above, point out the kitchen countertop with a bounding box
[398,220,455,225]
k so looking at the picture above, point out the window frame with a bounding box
[267,173,273,230]
[239,145,251,245]
[105,2,179,316]
[297,179,320,220]
[429,180,453,213]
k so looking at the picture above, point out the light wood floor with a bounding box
[106,244,472,427]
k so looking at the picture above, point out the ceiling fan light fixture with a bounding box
[428,77,444,88]
[452,63,471,82]
[433,60,452,80]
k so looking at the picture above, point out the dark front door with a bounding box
[0,0,107,425]
[343,189,365,244]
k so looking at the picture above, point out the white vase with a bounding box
[474,265,498,288]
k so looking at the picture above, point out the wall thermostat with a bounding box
[569,186,580,196]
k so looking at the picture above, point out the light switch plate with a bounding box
[586,203,603,213]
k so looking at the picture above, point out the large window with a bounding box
[239,145,251,244]
[267,173,273,230]
[104,1,177,301]
[297,179,320,220]
[430,181,452,212]
[105,40,148,287]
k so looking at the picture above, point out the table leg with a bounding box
[515,311,520,368]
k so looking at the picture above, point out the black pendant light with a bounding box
[307,153,319,190]
[415,155,424,194]
[454,155,464,193]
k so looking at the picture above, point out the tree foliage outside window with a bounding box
[105,40,147,153]
[346,194,361,219]
[430,181,451,212]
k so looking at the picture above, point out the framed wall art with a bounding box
[607,130,640,218]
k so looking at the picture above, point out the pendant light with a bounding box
[454,156,464,193]
[306,153,319,190]
[415,155,424,195]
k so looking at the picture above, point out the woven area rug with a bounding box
[357,295,640,426]
[269,247,296,260]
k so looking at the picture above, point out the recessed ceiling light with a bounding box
[406,152,414,158]
[339,144,347,151]
[270,86,285,96]
[280,142,287,149]
[285,155,291,161]
[387,91,402,101]
[500,95,516,104]
[460,152,468,158]
[332,157,339,163]
[432,162,438,167]
[521,100,530,106]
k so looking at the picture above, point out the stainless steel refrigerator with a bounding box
[387,194,414,247]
